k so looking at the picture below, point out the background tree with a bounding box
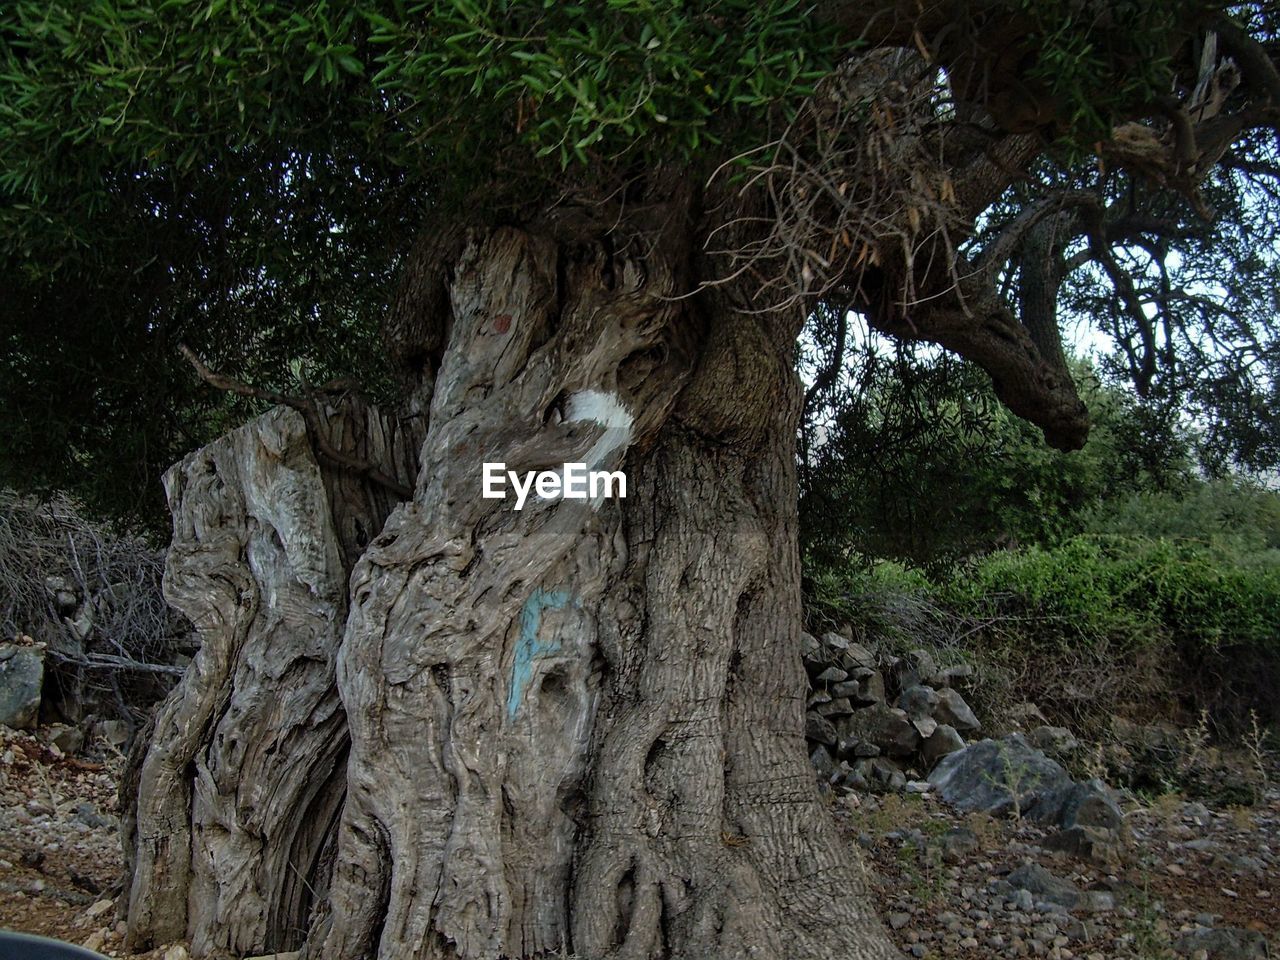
[799,344,1194,572]
[3,2,1280,959]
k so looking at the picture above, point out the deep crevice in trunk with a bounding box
[125,220,905,960]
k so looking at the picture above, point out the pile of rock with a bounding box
[803,631,981,792]
[928,733,1126,863]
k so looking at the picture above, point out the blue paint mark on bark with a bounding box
[508,587,572,718]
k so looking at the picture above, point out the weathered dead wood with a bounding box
[124,401,418,955]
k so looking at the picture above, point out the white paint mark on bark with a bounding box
[533,389,633,509]
[565,389,633,470]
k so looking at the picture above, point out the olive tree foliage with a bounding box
[3,4,1280,960]
[2,0,1278,526]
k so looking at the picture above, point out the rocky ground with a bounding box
[1,718,1276,960]
[0,724,136,956]
[843,786,1278,959]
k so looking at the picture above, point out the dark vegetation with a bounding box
[800,336,1280,742]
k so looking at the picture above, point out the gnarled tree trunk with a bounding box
[125,213,903,960]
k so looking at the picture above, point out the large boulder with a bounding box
[1028,778,1124,832]
[933,687,980,733]
[0,643,44,730]
[1173,928,1270,959]
[927,734,1073,816]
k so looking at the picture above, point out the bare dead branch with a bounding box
[177,344,413,500]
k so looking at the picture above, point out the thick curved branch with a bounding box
[1216,18,1280,108]
[976,189,1100,274]
[858,256,1089,450]
[1016,215,1072,380]
[177,344,413,499]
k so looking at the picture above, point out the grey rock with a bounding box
[898,684,939,719]
[815,666,848,683]
[841,640,877,670]
[805,713,838,746]
[0,644,44,730]
[870,706,923,758]
[1005,863,1082,909]
[933,687,981,733]
[1029,725,1079,754]
[912,715,938,738]
[927,734,1072,816]
[921,724,966,767]
[1173,927,1269,959]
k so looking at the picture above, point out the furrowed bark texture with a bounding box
[124,401,420,955]
[128,223,904,960]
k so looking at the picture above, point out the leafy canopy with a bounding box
[0,0,1270,527]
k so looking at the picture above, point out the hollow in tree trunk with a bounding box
[124,211,905,960]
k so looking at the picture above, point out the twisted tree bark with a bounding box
[125,220,904,960]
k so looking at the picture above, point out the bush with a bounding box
[807,532,1280,736]
[0,489,189,727]
[946,535,1280,656]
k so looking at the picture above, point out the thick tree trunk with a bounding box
[126,220,903,960]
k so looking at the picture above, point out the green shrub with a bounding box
[945,535,1280,656]
[807,532,1280,733]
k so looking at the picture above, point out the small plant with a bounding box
[896,839,947,907]
[981,739,1041,821]
[1122,882,1175,960]
[1241,709,1272,787]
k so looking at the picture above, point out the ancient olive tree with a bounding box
[4,2,1280,958]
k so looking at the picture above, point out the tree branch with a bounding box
[178,344,413,500]
[1215,18,1280,107]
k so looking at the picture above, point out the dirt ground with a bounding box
[2,722,1276,959]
